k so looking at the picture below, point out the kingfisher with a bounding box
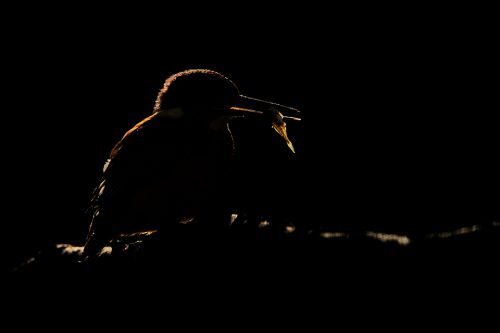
[82,69,301,257]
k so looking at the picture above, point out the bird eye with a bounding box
[159,107,184,119]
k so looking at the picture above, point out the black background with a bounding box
[4,11,498,270]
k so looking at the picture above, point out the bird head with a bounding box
[153,69,301,153]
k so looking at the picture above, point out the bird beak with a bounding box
[228,95,301,153]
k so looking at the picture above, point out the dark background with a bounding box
[4,13,498,270]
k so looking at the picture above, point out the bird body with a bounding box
[83,69,301,257]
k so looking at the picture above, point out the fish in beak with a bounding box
[228,95,301,153]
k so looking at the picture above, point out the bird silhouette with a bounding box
[83,69,301,257]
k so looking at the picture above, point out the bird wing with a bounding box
[88,112,161,211]
[110,113,159,159]
[85,113,165,251]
